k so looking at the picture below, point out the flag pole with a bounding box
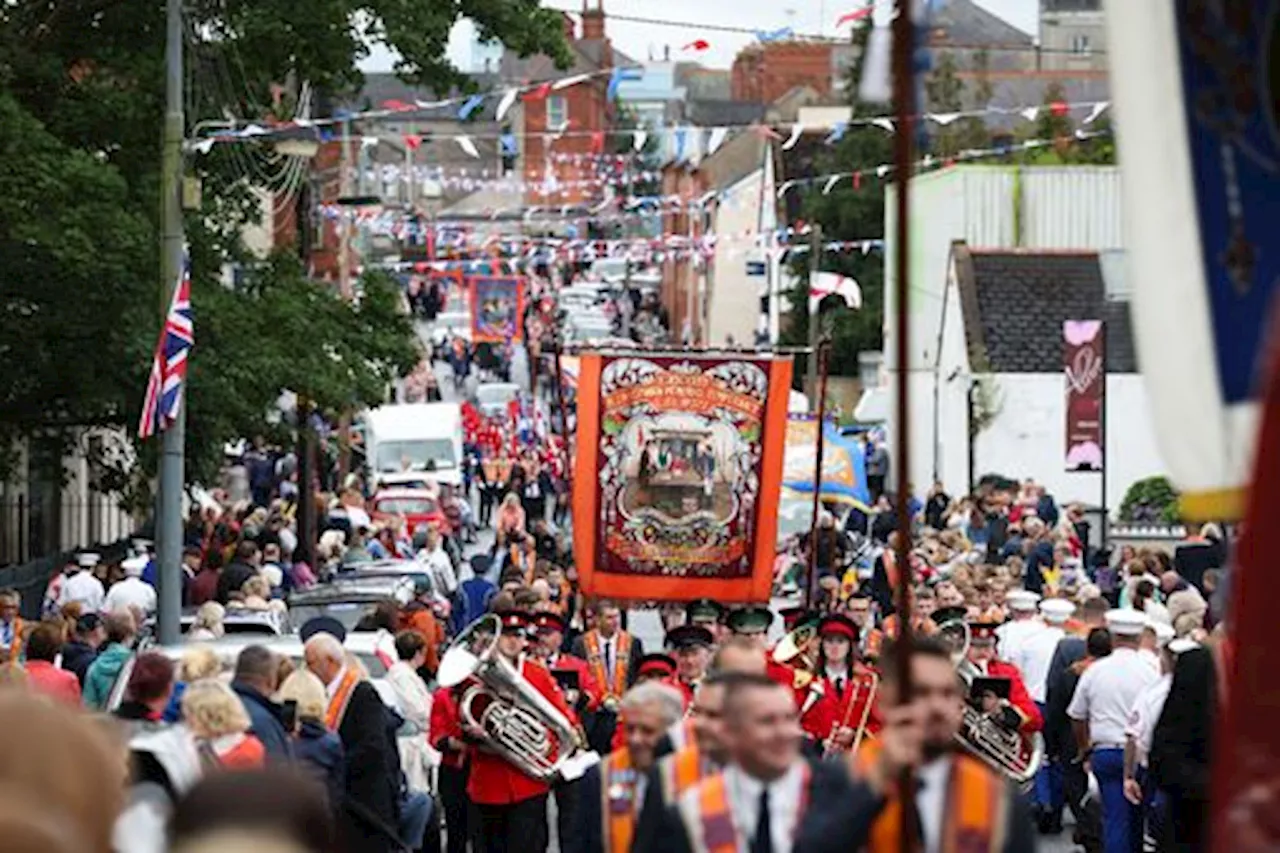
[891,0,917,850]
[155,0,186,645]
[804,333,833,611]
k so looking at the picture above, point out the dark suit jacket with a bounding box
[337,682,402,853]
[797,755,1037,853]
[569,632,645,691]
[1044,636,1087,759]
[638,760,879,853]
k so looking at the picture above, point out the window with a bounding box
[547,95,568,129]
[1070,33,1091,55]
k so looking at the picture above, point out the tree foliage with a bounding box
[0,0,570,488]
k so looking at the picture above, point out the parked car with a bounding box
[369,487,450,536]
[106,632,392,713]
[287,576,416,633]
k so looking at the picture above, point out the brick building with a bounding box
[503,2,622,207]
[731,41,836,105]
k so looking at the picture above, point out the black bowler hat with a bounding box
[299,615,347,644]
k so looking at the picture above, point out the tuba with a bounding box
[934,614,1044,793]
[438,614,600,782]
[772,622,818,669]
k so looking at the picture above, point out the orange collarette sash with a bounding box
[585,631,632,698]
[857,743,1007,852]
[324,668,361,731]
[692,764,811,853]
[661,742,707,803]
[601,748,639,853]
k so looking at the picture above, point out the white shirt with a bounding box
[715,761,806,853]
[1012,624,1065,703]
[60,571,105,612]
[416,546,457,595]
[345,505,372,530]
[996,617,1045,668]
[1067,647,1160,747]
[916,755,953,853]
[1137,648,1161,674]
[1124,673,1172,767]
[105,577,157,615]
[260,563,284,589]
[325,665,350,700]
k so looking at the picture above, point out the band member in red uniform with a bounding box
[726,605,798,690]
[534,612,603,714]
[430,683,471,853]
[466,610,576,853]
[664,625,713,710]
[965,621,1044,733]
[684,599,726,643]
[572,601,644,755]
[800,613,883,755]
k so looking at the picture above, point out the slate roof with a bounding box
[931,0,1034,46]
[1043,0,1101,11]
[955,246,1137,373]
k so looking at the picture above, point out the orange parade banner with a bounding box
[572,351,793,603]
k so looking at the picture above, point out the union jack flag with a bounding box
[138,256,194,439]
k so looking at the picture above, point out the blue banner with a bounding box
[782,416,870,508]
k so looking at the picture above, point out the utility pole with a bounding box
[156,0,185,645]
[806,223,824,403]
[336,119,353,485]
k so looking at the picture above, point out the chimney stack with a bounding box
[562,11,576,41]
[581,0,606,41]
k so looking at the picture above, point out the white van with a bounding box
[362,403,464,487]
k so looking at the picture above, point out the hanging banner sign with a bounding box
[572,351,793,602]
[467,276,525,342]
[782,415,871,507]
[1064,319,1106,472]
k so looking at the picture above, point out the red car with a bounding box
[369,488,451,538]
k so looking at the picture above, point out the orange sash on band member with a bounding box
[585,631,633,698]
[661,743,707,802]
[601,749,639,853]
[692,764,811,853]
[324,668,361,731]
[857,743,1007,852]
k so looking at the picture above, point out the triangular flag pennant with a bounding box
[871,117,894,133]
[590,131,605,154]
[825,122,848,145]
[1021,106,1040,122]
[683,39,711,52]
[707,126,728,155]
[674,127,688,161]
[456,135,480,158]
[1050,100,1070,117]
[403,134,422,150]
[1083,101,1110,124]
[876,164,891,178]
[776,180,796,200]
[931,112,961,126]
[552,72,593,90]
[360,135,379,148]
[836,7,874,26]
[457,94,485,120]
[751,124,783,141]
[782,124,804,150]
[853,171,862,190]
[496,88,519,121]
[525,82,553,101]
[193,138,216,154]
[822,175,841,195]
[633,129,648,152]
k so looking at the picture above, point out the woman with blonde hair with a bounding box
[181,679,266,769]
[236,576,272,611]
[163,646,222,723]
[189,602,225,641]
[494,492,526,538]
[277,669,344,809]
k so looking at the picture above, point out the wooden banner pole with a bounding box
[805,333,833,610]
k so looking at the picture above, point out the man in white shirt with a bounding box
[104,556,158,617]
[59,553,106,612]
[1068,609,1160,853]
[996,589,1044,666]
[1016,597,1073,831]
[415,526,457,597]
[1123,636,1189,851]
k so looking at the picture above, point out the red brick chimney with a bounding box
[561,11,576,41]
[581,0,606,41]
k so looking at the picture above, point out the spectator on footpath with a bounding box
[84,610,138,710]
[188,552,221,607]
[61,612,105,687]
[22,622,81,706]
[115,652,178,725]
[168,768,335,853]
[165,645,222,723]
[189,602,226,641]
[277,669,346,812]
[0,588,24,663]
[230,645,294,762]
[0,692,123,853]
[183,679,267,769]
[217,541,261,604]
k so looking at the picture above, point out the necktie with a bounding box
[751,788,773,853]
[909,780,926,851]
[835,676,845,697]
[604,639,614,681]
